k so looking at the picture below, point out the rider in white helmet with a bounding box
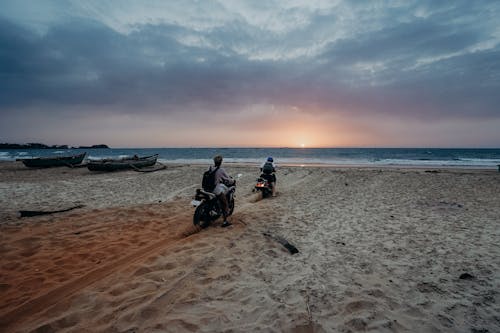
[260,156,277,197]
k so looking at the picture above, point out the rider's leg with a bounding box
[214,184,229,216]
[219,193,232,227]
[271,174,277,197]
[214,183,231,226]
[219,193,229,218]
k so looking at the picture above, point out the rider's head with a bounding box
[267,156,273,162]
[214,155,223,167]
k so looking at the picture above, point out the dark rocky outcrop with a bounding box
[0,143,109,149]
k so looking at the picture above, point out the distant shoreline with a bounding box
[0,143,109,149]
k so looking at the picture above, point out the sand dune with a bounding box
[1,162,499,332]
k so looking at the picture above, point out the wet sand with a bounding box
[0,161,499,332]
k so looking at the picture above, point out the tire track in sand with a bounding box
[0,209,194,332]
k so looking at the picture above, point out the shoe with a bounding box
[221,221,232,228]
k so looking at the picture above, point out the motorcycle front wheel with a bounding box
[193,203,211,228]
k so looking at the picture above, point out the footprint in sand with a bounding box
[343,299,376,314]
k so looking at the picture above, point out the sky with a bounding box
[1,0,500,148]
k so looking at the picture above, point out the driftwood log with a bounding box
[262,232,299,254]
[19,204,85,218]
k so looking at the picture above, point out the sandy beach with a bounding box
[0,161,499,332]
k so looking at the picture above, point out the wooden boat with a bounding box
[87,154,158,171]
[18,152,86,168]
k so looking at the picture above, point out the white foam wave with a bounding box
[456,158,500,164]
[375,158,500,167]
[158,157,499,168]
[0,152,12,160]
[87,154,141,161]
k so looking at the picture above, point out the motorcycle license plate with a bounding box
[191,200,202,207]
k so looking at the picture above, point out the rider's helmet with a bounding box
[267,156,273,162]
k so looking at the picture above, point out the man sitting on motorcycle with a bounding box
[260,156,277,197]
[210,155,235,227]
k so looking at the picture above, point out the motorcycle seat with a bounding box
[196,188,217,200]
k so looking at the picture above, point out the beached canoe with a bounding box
[18,152,86,168]
[87,154,158,171]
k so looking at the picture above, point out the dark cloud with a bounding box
[0,17,274,112]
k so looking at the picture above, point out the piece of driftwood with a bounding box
[19,204,85,218]
[262,232,299,254]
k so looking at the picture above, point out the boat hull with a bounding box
[19,153,86,168]
[87,154,158,171]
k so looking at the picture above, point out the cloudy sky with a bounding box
[1,0,500,147]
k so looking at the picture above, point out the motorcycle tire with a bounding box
[193,203,211,229]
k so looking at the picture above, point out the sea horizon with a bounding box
[2,147,499,169]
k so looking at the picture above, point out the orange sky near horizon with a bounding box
[7,103,500,148]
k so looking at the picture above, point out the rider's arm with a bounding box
[220,168,235,185]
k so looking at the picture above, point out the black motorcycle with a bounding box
[192,185,236,228]
[254,176,273,198]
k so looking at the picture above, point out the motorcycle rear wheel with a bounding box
[193,203,211,228]
[258,188,271,198]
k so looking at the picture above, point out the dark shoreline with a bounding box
[0,143,109,149]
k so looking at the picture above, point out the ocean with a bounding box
[1,148,500,168]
